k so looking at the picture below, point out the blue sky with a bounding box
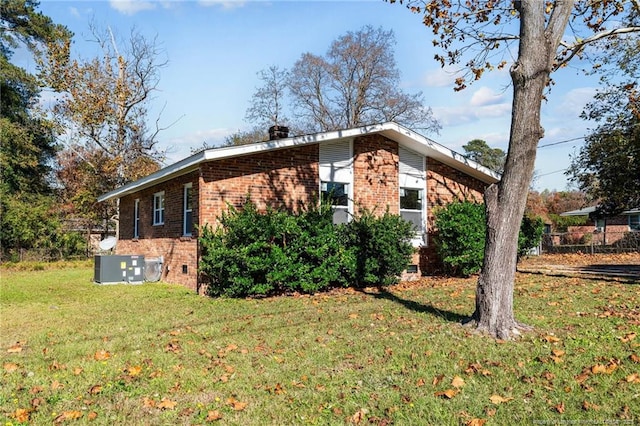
[32,0,603,191]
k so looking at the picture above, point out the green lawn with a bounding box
[1,262,638,425]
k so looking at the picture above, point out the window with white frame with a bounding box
[319,140,353,224]
[183,183,193,236]
[629,214,640,231]
[594,218,605,232]
[400,188,424,232]
[321,181,349,224]
[399,147,426,245]
[153,191,165,225]
[134,198,140,238]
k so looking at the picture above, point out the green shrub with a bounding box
[199,199,415,297]
[342,208,415,287]
[434,201,545,277]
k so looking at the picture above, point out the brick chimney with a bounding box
[268,125,289,140]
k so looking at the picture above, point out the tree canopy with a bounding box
[568,31,640,214]
[462,139,506,173]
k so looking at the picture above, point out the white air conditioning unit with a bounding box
[144,256,164,282]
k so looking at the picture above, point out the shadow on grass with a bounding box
[358,287,469,324]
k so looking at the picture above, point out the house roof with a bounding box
[98,122,501,202]
[560,206,640,216]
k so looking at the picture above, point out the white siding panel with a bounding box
[319,140,353,182]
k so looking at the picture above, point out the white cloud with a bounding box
[555,87,597,117]
[198,0,247,9]
[470,86,505,107]
[109,0,156,15]
[433,102,511,127]
[422,66,459,88]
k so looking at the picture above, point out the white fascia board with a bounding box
[97,152,205,202]
[98,121,499,202]
[378,122,501,184]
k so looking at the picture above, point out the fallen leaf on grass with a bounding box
[54,410,83,423]
[7,342,24,353]
[434,389,459,399]
[416,378,425,387]
[93,350,111,361]
[88,384,102,395]
[543,335,561,343]
[625,373,640,383]
[432,374,444,386]
[206,410,223,421]
[466,419,486,426]
[51,380,64,390]
[630,353,640,363]
[157,397,177,410]
[582,401,600,411]
[142,397,155,408]
[591,362,617,374]
[554,402,565,414]
[226,397,247,411]
[87,411,98,421]
[620,332,637,343]
[12,408,30,423]
[73,367,83,375]
[4,362,19,373]
[350,408,367,424]
[489,395,513,404]
[126,365,142,377]
[451,376,465,388]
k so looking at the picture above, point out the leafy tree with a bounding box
[463,139,506,173]
[43,23,170,224]
[389,0,640,339]
[0,0,72,259]
[568,33,640,214]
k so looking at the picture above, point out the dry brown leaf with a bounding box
[489,394,513,404]
[51,380,64,390]
[206,410,223,421]
[73,367,83,375]
[127,365,142,377]
[432,374,445,386]
[93,350,111,361]
[451,376,465,388]
[630,353,640,363]
[625,373,640,383]
[142,397,155,408]
[543,335,561,343]
[7,343,24,353]
[87,411,98,421]
[54,410,83,423]
[349,313,358,319]
[620,332,637,343]
[226,397,247,411]
[416,378,426,387]
[551,349,565,357]
[4,362,19,373]
[157,397,177,410]
[88,384,102,395]
[554,402,565,413]
[12,408,30,423]
[582,400,600,411]
[350,408,367,424]
[466,419,487,426]
[434,389,458,399]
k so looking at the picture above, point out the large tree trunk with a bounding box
[467,1,572,339]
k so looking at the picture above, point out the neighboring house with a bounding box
[560,206,640,245]
[98,122,499,292]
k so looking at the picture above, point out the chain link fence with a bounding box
[542,231,640,254]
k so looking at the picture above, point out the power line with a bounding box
[537,168,568,177]
[537,136,585,149]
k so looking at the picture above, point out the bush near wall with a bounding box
[199,200,415,297]
[434,201,544,277]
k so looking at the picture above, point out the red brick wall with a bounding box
[422,158,489,273]
[353,135,399,214]
[199,145,319,226]
[117,171,199,288]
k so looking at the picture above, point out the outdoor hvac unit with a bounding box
[144,256,164,282]
[94,255,145,284]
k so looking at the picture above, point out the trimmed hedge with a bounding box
[199,200,415,297]
[434,201,544,277]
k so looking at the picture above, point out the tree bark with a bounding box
[467,1,573,339]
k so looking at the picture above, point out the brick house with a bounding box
[98,122,499,292]
[560,206,640,245]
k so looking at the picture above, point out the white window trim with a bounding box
[319,140,354,222]
[153,191,165,226]
[183,183,193,236]
[321,181,351,224]
[134,198,140,238]
[399,148,427,247]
